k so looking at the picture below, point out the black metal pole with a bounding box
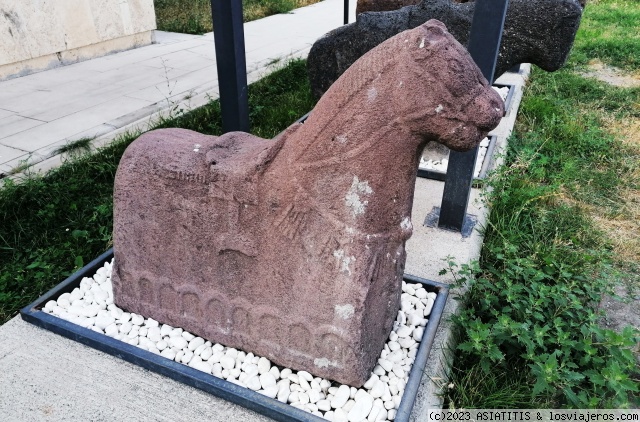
[210,0,250,133]
[344,0,349,24]
[437,0,509,232]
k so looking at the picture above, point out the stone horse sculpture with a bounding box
[112,20,503,387]
[308,0,584,98]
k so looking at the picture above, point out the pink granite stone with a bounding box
[112,20,503,386]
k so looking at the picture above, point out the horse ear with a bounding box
[424,19,448,41]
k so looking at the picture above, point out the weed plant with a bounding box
[445,0,640,409]
[0,60,315,324]
[154,0,322,34]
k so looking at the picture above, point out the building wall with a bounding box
[0,0,156,80]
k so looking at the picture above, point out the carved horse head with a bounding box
[282,20,503,235]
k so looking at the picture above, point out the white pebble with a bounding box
[277,381,291,403]
[160,324,174,336]
[220,356,235,371]
[261,385,279,399]
[363,373,379,390]
[259,373,277,389]
[298,376,311,391]
[182,331,195,341]
[181,350,194,364]
[269,366,280,380]
[200,346,213,361]
[288,391,299,404]
[188,337,205,351]
[298,370,313,382]
[257,357,271,374]
[209,351,224,364]
[160,348,176,360]
[119,321,133,334]
[331,385,351,409]
[424,298,435,316]
[413,327,424,341]
[398,337,415,349]
[388,409,396,420]
[370,380,385,399]
[343,399,355,412]
[317,399,331,412]
[308,389,321,404]
[298,392,310,405]
[212,363,223,377]
[377,358,393,372]
[396,325,412,338]
[392,364,405,378]
[95,315,115,330]
[169,336,188,350]
[347,390,374,422]
[280,368,292,379]
[138,326,148,337]
[334,408,349,422]
[104,323,119,337]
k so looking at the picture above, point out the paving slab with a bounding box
[0,316,272,422]
[0,114,46,140]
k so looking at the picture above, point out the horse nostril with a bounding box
[471,92,504,131]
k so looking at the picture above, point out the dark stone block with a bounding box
[308,0,584,98]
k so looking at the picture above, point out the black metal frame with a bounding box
[21,250,449,422]
[344,0,349,24]
[210,0,250,133]
[437,0,509,232]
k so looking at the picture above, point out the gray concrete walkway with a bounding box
[0,0,351,177]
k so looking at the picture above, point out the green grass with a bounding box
[0,59,315,324]
[444,0,640,409]
[570,0,640,71]
[154,0,323,34]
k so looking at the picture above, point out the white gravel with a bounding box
[419,85,510,178]
[42,259,437,422]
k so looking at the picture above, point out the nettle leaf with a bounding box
[563,387,583,407]
[532,376,550,395]
[487,345,504,362]
[563,371,585,382]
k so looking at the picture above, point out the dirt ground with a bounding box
[583,62,640,399]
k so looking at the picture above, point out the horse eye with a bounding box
[447,59,474,96]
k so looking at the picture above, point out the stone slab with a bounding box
[1,0,156,79]
[0,316,272,422]
[0,114,46,140]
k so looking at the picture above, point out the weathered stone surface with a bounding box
[308,0,584,98]
[112,21,503,387]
